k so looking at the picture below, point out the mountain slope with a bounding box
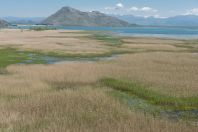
[0,19,9,28]
[42,7,135,27]
[116,15,198,26]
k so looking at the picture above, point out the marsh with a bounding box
[0,29,197,131]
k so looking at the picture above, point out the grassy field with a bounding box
[0,29,197,132]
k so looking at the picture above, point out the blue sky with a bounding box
[0,0,198,17]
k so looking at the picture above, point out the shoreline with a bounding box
[4,25,198,40]
[1,28,198,41]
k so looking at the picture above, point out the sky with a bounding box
[0,0,198,18]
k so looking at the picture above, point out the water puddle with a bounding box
[161,110,198,121]
[19,53,117,65]
[192,53,198,55]
[53,55,117,64]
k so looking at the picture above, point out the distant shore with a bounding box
[4,25,198,39]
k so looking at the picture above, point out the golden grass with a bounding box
[0,29,109,54]
[0,29,188,55]
[104,52,198,97]
[0,88,197,132]
[3,50,197,97]
[123,37,183,45]
[0,29,197,131]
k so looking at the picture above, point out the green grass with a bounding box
[25,48,143,60]
[0,47,132,69]
[173,40,198,53]
[0,68,8,74]
[101,78,198,111]
[0,47,114,68]
[30,26,57,31]
[90,31,123,46]
[44,50,113,58]
[0,47,127,69]
[0,48,49,68]
[0,46,185,69]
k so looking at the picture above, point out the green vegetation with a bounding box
[90,32,123,46]
[174,40,198,53]
[30,26,57,31]
[0,29,198,131]
[101,78,198,111]
[0,68,8,74]
[41,50,113,58]
[0,47,113,68]
[0,48,50,68]
[0,47,134,69]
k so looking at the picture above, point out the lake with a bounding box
[15,25,198,39]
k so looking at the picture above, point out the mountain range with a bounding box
[1,6,198,27]
[0,19,9,28]
[42,7,134,27]
[3,17,44,25]
[115,15,198,27]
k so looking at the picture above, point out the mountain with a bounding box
[0,19,9,28]
[42,7,135,27]
[3,17,45,25]
[116,15,198,27]
[163,15,198,26]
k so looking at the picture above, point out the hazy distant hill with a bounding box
[0,19,8,28]
[42,7,135,27]
[116,15,198,27]
[3,17,45,25]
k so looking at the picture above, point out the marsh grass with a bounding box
[101,78,198,112]
[0,30,198,131]
[0,68,8,74]
[0,46,153,69]
[0,87,197,132]
[48,80,94,91]
[0,48,49,68]
[0,47,112,69]
[89,31,123,46]
[173,40,198,53]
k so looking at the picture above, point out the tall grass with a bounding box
[90,31,123,46]
[0,88,197,132]
[0,29,197,131]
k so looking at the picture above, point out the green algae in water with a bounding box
[0,48,117,68]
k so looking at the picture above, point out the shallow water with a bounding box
[161,110,198,120]
[19,53,117,65]
[53,55,117,64]
[114,91,198,122]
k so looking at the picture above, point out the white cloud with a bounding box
[141,7,156,12]
[130,7,139,11]
[129,6,157,12]
[104,7,114,10]
[116,3,124,9]
[105,3,124,10]
[104,4,158,17]
[184,8,198,15]
[141,7,152,11]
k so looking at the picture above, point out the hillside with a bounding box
[116,15,198,27]
[3,17,45,25]
[42,7,135,27]
[0,19,8,28]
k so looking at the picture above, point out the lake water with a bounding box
[62,26,198,39]
[16,25,198,39]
